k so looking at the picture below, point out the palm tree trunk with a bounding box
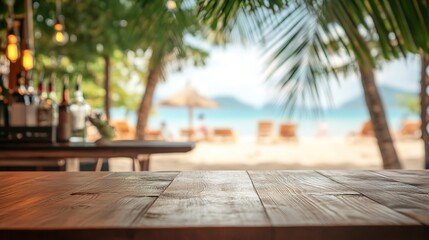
[358,61,402,169]
[136,66,161,140]
[420,52,429,169]
[104,55,111,121]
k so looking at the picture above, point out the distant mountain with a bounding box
[338,86,417,110]
[213,96,255,109]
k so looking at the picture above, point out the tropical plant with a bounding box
[134,1,208,140]
[397,95,419,114]
[32,0,147,118]
[197,0,429,169]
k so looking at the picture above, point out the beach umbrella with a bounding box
[159,84,217,139]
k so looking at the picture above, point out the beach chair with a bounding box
[278,123,298,141]
[212,128,236,142]
[257,120,274,143]
[111,120,136,140]
[360,121,374,137]
[399,120,421,139]
[144,129,164,140]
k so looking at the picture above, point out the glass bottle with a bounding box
[25,71,38,127]
[57,76,71,142]
[70,75,90,142]
[37,74,58,127]
[0,74,9,127]
[37,72,47,102]
[10,72,29,127]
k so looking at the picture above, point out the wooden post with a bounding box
[104,55,111,121]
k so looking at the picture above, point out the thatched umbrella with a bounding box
[159,84,217,139]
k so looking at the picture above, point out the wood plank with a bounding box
[0,172,112,224]
[0,172,49,189]
[374,170,429,192]
[319,170,429,227]
[134,171,270,239]
[0,171,427,240]
[0,172,177,229]
[249,170,424,240]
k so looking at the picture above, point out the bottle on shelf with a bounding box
[70,75,90,142]
[57,76,71,142]
[0,74,9,128]
[10,72,29,127]
[37,73,58,127]
[37,71,47,102]
[25,71,38,127]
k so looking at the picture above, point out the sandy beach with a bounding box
[108,136,425,171]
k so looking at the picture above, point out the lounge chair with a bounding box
[212,128,236,142]
[111,120,136,140]
[360,120,374,137]
[277,123,298,141]
[398,120,421,139]
[144,129,164,140]
[257,120,274,143]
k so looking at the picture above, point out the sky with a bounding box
[155,43,421,109]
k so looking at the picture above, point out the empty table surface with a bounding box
[0,170,428,240]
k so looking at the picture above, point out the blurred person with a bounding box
[197,113,209,139]
[160,121,173,141]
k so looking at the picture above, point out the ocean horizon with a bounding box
[111,106,418,137]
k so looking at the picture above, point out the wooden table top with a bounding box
[0,140,195,158]
[0,170,428,240]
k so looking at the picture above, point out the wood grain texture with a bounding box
[249,170,423,240]
[373,170,429,192]
[0,172,49,189]
[0,172,112,226]
[319,170,429,227]
[0,172,177,229]
[0,171,428,240]
[135,171,270,227]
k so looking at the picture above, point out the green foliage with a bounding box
[88,115,116,140]
[137,0,209,77]
[196,0,429,113]
[397,95,419,114]
[29,0,149,112]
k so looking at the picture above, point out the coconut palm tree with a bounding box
[197,0,429,169]
[134,1,208,140]
[419,52,429,168]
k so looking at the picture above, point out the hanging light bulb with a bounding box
[53,15,68,45]
[22,47,34,71]
[22,0,34,71]
[6,28,19,63]
[53,0,68,46]
[166,0,177,11]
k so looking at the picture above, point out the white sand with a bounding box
[109,136,425,171]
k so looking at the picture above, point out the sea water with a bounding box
[110,106,418,137]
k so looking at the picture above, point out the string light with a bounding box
[166,0,177,11]
[53,0,68,45]
[6,28,19,62]
[22,0,34,71]
[5,0,19,62]
[22,48,34,71]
